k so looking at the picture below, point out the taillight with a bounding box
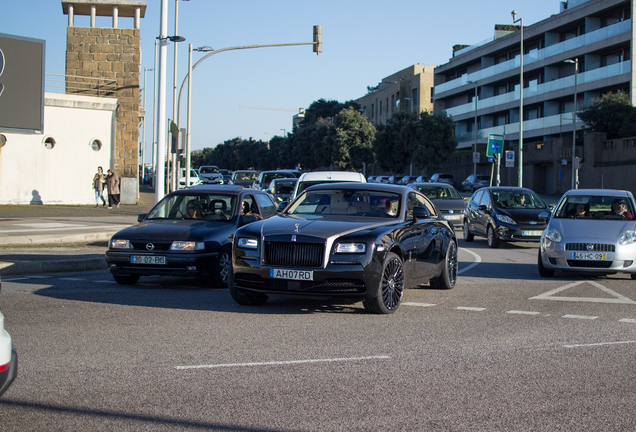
[0,362,9,372]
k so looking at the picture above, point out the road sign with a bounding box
[486,134,504,157]
[505,150,514,168]
[473,152,480,164]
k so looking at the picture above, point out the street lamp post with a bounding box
[467,80,478,176]
[565,58,579,189]
[512,10,523,188]
[141,67,154,195]
[280,128,286,137]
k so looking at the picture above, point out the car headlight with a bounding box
[619,230,636,245]
[237,237,258,249]
[335,243,366,253]
[495,214,516,224]
[544,228,562,243]
[170,241,204,251]
[110,239,131,249]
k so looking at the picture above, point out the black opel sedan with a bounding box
[408,182,467,229]
[463,187,549,248]
[230,183,458,314]
[105,185,278,286]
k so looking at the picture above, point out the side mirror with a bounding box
[538,211,550,221]
[277,202,289,213]
[477,204,487,211]
[413,206,430,220]
[137,214,147,222]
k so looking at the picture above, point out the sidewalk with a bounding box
[0,187,156,276]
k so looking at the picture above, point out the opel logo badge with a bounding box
[146,243,155,250]
[586,244,594,252]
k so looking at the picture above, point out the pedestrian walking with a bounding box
[106,168,121,209]
[92,166,107,207]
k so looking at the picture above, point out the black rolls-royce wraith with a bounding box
[230,183,458,314]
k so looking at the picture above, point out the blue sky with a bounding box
[4,0,559,162]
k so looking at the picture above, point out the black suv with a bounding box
[463,187,549,248]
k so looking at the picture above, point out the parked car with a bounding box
[415,175,428,183]
[538,189,636,278]
[374,175,391,183]
[105,185,278,287]
[387,175,402,184]
[253,170,299,191]
[367,175,378,183]
[463,187,549,248]
[409,182,466,229]
[461,174,491,192]
[429,173,455,187]
[398,175,418,185]
[230,170,258,188]
[291,171,366,200]
[197,165,224,185]
[268,178,298,203]
[0,274,18,397]
[219,169,232,184]
[229,183,458,314]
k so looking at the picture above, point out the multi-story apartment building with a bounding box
[356,64,435,126]
[433,0,632,185]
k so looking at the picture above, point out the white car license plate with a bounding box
[443,215,461,220]
[131,255,166,265]
[270,268,313,281]
[572,252,606,260]
[522,230,543,236]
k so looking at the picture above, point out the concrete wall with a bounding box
[0,93,117,205]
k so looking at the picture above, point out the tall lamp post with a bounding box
[512,10,523,187]
[467,80,478,176]
[141,67,154,197]
[564,58,579,189]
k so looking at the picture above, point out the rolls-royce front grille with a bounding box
[567,260,613,268]
[566,243,615,252]
[264,242,324,268]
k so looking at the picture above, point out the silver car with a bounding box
[538,189,636,279]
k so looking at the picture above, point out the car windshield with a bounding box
[273,180,296,194]
[234,172,257,181]
[287,189,401,218]
[416,186,462,200]
[491,191,547,209]
[476,175,490,181]
[262,172,295,185]
[199,167,219,174]
[554,195,635,220]
[147,193,237,221]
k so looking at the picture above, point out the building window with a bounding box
[43,137,55,150]
[91,139,102,151]
[391,95,395,114]
[411,88,418,109]
[524,105,542,121]
[601,50,623,67]
[379,100,383,116]
[371,103,375,119]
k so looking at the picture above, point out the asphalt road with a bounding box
[2,238,636,431]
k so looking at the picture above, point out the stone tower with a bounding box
[62,0,146,200]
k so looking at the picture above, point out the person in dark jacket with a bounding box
[106,169,120,209]
[92,166,107,208]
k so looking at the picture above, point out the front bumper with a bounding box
[105,250,219,278]
[0,346,18,397]
[232,254,382,301]
[494,223,545,243]
[540,238,636,274]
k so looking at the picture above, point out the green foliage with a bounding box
[412,111,457,171]
[332,107,376,170]
[300,98,361,126]
[373,111,418,174]
[577,91,636,139]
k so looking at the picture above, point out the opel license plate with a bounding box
[270,268,313,281]
[131,255,166,265]
[572,252,606,260]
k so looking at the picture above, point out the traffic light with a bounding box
[313,25,322,55]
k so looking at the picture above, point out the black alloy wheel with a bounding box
[214,246,232,288]
[430,240,458,290]
[363,252,404,314]
[487,225,500,248]
[463,220,474,242]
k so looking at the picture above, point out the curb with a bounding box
[0,231,116,247]
[0,257,109,276]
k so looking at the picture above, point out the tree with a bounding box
[577,91,636,139]
[373,111,418,174]
[332,107,376,170]
[412,111,457,172]
[300,98,360,126]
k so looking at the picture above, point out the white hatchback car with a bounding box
[538,189,636,279]
[0,274,18,397]
[291,171,366,200]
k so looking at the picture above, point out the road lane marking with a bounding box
[14,223,83,229]
[0,224,130,234]
[506,310,541,315]
[176,355,391,370]
[59,278,86,281]
[403,302,436,307]
[456,307,486,311]
[562,314,598,320]
[458,247,481,274]
[529,281,636,304]
[564,340,636,348]
[619,319,636,323]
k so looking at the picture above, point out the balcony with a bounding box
[436,19,630,95]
